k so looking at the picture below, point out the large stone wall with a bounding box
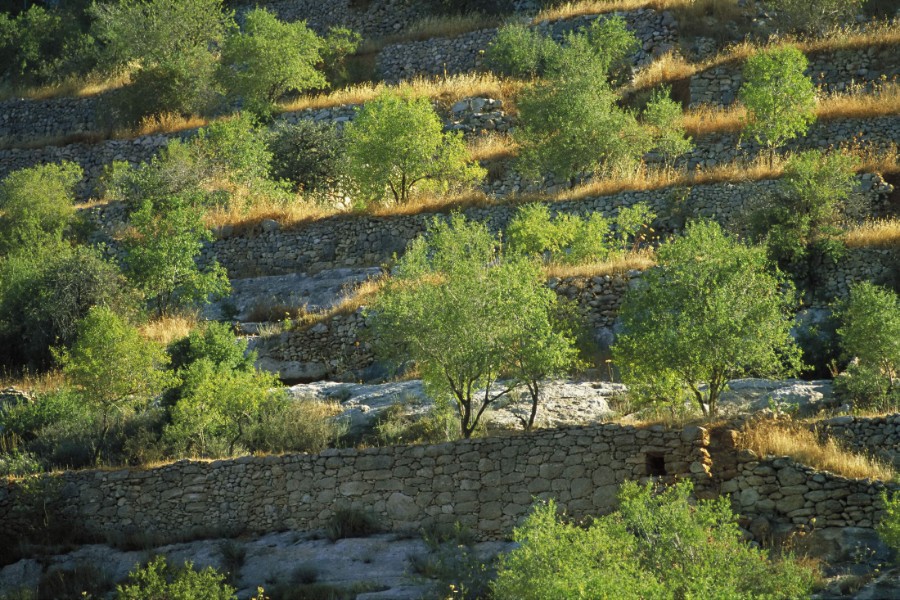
[237,0,427,37]
[0,96,100,145]
[0,422,713,542]
[815,414,900,468]
[690,44,900,107]
[201,175,893,277]
[376,9,678,83]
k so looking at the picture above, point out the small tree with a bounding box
[614,202,657,253]
[738,45,816,161]
[368,214,578,437]
[643,86,693,167]
[515,70,649,186]
[613,220,803,418]
[835,281,900,410]
[219,8,326,116]
[267,120,345,194]
[123,197,230,316]
[506,203,611,264]
[491,480,816,599]
[56,306,171,462]
[0,162,82,255]
[484,23,558,78]
[344,91,485,205]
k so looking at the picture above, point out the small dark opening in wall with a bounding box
[646,452,667,476]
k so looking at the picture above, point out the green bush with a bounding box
[834,281,900,411]
[643,86,693,167]
[484,23,558,78]
[219,8,326,116]
[249,399,345,455]
[506,203,611,264]
[614,202,657,252]
[116,556,236,600]
[877,491,900,561]
[0,162,82,256]
[320,27,362,87]
[492,480,816,599]
[268,120,345,194]
[325,508,381,541]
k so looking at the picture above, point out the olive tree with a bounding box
[344,91,485,205]
[738,45,816,161]
[368,214,579,437]
[612,220,803,418]
[219,8,326,116]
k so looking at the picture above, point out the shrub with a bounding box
[320,27,362,87]
[325,508,381,541]
[344,91,485,205]
[268,120,345,194]
[484,23,557,78]
[116,556,236,600]
[877,491,900,561]
[739,45,817,159]
[643,86,693,167]
[614,202,657,253]
[220,8,326,116]
[613,220,803,418]
[506,203,611,264]
[249,399,344,455]
[491,481,816,599]
[834,281,900,411]
[765,0,866,34]
[0,163,82,256]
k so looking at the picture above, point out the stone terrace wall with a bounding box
[238,0,426,37]
[815,414,900,468]
[724,453,897,533]
[0,96,100,145]
[817,246,900,300]
[690,44,900,107]
[377,9,677,83]
[201,176,892,277]
[0,423,713,542]
[251,272,636,381]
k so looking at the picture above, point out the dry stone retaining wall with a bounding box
[0,422,713,542]
[237,0,426,37]
[815,414,900,468]
[690,44,900,107]
[0,96,100,145]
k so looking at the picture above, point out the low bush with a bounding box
[116,556,236,600]
[325,508,381,541]
[877,491,900,561]
[267,120,345,195]
[506,203,611,264]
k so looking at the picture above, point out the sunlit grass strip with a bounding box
[543,250,656,279]
[844,219,900,249]
[742,419,895,481]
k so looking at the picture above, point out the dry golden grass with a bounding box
[127,113,212,138]
[278,73,522,114]
[543,250,656,278]
[138,314,198,345]
[369,189,497,218]
[203,195,336,233]
[844,218,900,249]
[0,71,132,102]
[361,13,500,53]
[0,369,66,395]
[467,132,519,162]
[742,419,895,481]
[682,103,746,136]
[535,0,690,21]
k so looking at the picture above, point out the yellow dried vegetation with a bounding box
[844,218,900,249]
[138,314,199,345]
[543,250,656,279]
[0,369,66,395]
[467,132,519,162]
[742,419,895,481]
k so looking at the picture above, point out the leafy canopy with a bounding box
[368,214,578,437]
[613,220,803,417]
[344,91,485,205]
[219,8,326,116]
[117,556,237,600]
[0,162,82,255]
[492,480,816,599]
[739,45,816,155]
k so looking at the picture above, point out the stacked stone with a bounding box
[815,415,900,468]
[690,45,900,107]
[0,96,99,145]
[817,247,900,301]
[243,0,426,37]
[549,273,635,329]
[0,422,711,542]
[725,453,897,532]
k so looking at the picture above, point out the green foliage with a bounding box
[91,0,234,123]
[56,306,171,462]
[613,220,803,417]
[192,114,275,186]
[765,0,866,34]
[320,27,362,87]
[515,69,649,185]
[614,202,657,252]
[220,8,326,116]
[165,359,284,457]
[752,149,858,272]
[643,86,693,167]
[116,556,236,600]
[326,508,381,541]
[506,203,611,264]
[578,15,640,80]
[492,480,816,600]
[344,91,485,205]
[739,46,817,156]
[168,321,255,373]
[249,399,345,455]
[267,120,345,194]
[484,23,558,78]
[877,491,900,561]
[0,163,82,256]
[368,214,579,437]
[834,281,900,410]
[123,197,230,316]
[0,244,138,367]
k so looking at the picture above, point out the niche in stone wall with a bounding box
[645,452,667,476]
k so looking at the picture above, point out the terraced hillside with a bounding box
[1,1,900,598]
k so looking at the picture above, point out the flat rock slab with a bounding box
[716,379,836,417]
[204,268,383,321]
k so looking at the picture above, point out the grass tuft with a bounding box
[138,314,198,345]
[741,419,895,481]
[543,250,656,279]
[843,218,900,249]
